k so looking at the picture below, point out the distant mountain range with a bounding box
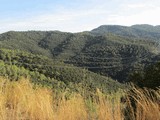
[91,24,160,41]
[0,24,160,83]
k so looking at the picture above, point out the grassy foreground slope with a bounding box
[0,77,159,120]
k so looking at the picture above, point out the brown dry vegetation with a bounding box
[0,77,159,120]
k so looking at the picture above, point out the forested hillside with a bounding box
[0,25,159,120]
[0,49,124,94]
[91,24,160,41]
[0,25,159,82]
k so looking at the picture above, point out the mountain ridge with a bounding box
[91,24,160,41]
[0,24,160,82]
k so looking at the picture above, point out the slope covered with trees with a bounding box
[0,24,160,88]
[0,49,124,94]
[91,24,160,41]
[0,25,159,120]
[129,60,160,89]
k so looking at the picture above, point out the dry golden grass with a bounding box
[0,77,54,120]
[126,87,160,120]
[0,77,159,120]
[95,89,124,120]
[55,94,88,120]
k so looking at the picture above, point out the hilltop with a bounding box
[0,25,160,83]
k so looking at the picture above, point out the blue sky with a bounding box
[0,0,160,33]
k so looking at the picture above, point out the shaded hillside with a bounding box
[129,59,160,89]
[0,27,160,82]
[131,24,160,33]
[67,34,160,82]
[0,31,72,58]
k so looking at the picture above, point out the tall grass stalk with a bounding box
[0,77,159,120]
[126,87,160,120]
[0,77,54,120]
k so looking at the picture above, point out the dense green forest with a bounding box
[0,49,124,95]
[0,24,160,90]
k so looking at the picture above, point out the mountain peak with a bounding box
[91,24,160,39]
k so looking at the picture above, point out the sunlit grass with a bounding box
[0,77,159,120]
[0,77,54,120]
[125,86,160,120]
